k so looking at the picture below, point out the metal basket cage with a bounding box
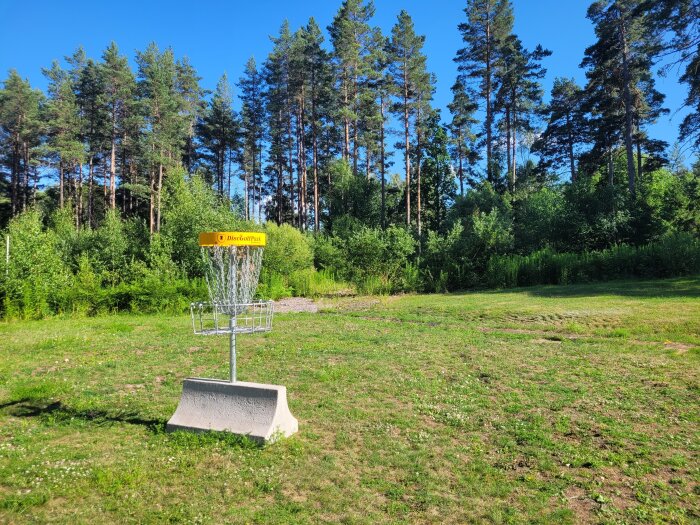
[190,301,273,335]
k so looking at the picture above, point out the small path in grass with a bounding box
[273,297,319,313]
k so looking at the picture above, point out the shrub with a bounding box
[0,209,72,318]
[262,223,314,277]
[485,233,700,289]
[311,235,348,277]
[161,169,245,277]
[287,268,354,297]
[345,226,415,294]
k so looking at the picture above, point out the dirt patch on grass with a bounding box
[663,341,695,354]
[274,298,319,313]
[563,485,597,523]
[532,337,563,345]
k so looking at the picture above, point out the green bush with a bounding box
[0,209,72,318]
[287,268,354,298]
[486,234,700,289]
[161,169,246,277]
[262,223,314,277]
[257,272,293,301]
[345,226,415,294]
[311,235,348,277]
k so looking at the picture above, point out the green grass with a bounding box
[1,276,698,524]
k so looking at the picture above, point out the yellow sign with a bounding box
[198,231,266,247]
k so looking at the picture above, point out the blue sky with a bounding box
[0,0,691,165]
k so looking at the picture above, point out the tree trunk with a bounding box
[636,134,642,183]
[10,140,18,216]
[156,157,163,232]
[76,163,83,229]
[22,141,29,211]
[287,112,295,224]
[505,107,512,191]
[88,156,94,227]
[485,18,493,184]
[312,89,319,231]
[380,94,386,230]
[457,130,464,196]
[277,110,284,225]
[566,111,576,182]
[296,107,304,230]
[59,162,65,208]
[403,54,411,227]
[149,166,155,235]
[343,75,350,161]
[416,107,423,237]
[511,108,517,190]
[618,13,636,196]
[110,116,117,209]
[244,171,249,221]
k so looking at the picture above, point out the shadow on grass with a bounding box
[2,398,165,431]
[1,398,264,449]
[487,277,700,300]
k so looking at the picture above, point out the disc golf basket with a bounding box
[190,231,273,382]
[167,232,298,442]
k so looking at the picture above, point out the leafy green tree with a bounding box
[326,158,381,228]
[512,186,564,252]
[160,168,241,276]
[1,209,72,318]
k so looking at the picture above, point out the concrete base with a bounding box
[167,378,298,443]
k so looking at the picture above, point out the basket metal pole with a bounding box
[229,315,236,383]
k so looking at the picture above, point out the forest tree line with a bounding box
[0,0,699,315]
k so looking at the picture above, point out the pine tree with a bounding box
[303,18,335,231]
[387,9,431,228]
[0,71,44,215]
[43,61,83,215]
[65,48,89,225]
[366,33,392,229]
[455,0,514,185]
[75,58,109,226]
[583,0,664,196]
[239,56,266,222]
[328,0,377,173]
[494,36,550,190]
[642,0,700,150]
[421,113,457,233]
[100,42,136,211]
[176,57,205,173]
[198,73,238,197]
[136,43,186,234]
[447,78,478,195]
[533,78,588,181]
[263,30,293,226]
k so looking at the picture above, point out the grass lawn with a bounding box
[0,277,698,524]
